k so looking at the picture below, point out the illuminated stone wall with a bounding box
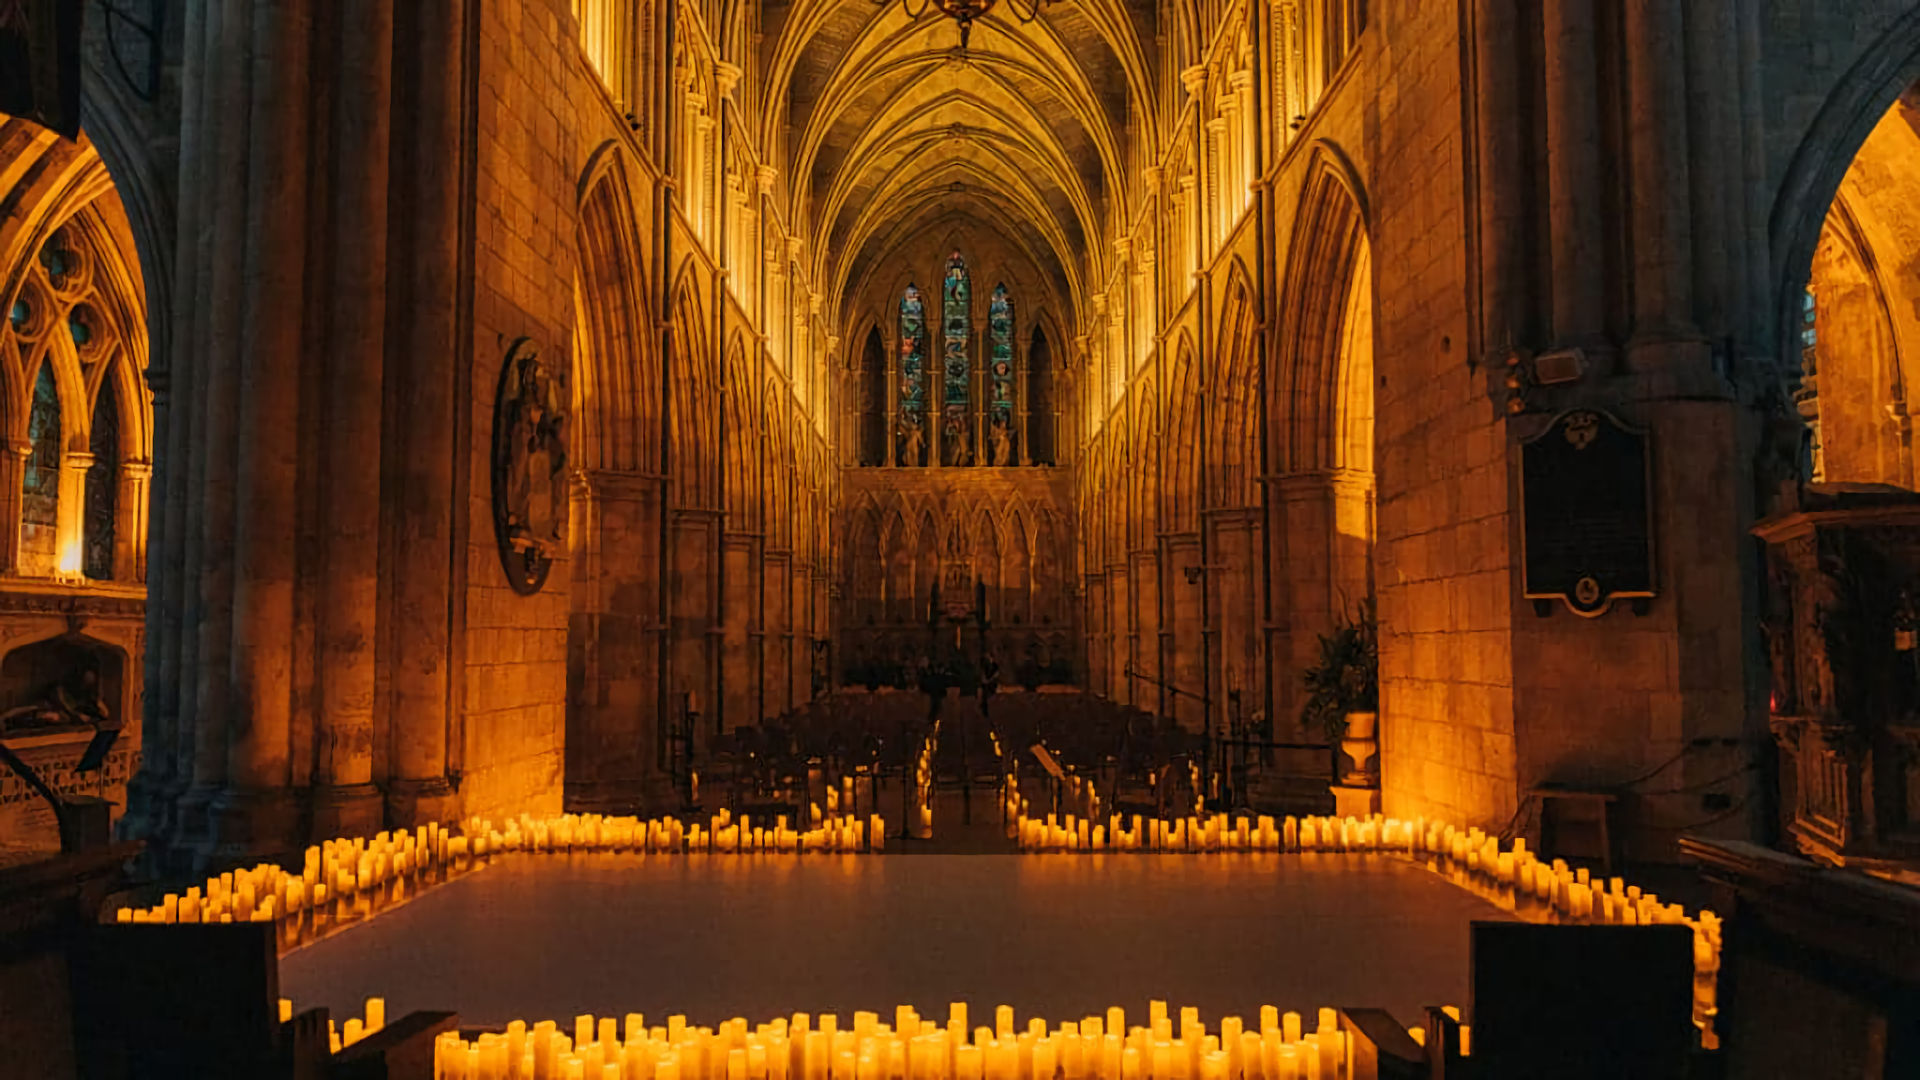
[25,0,1920,869]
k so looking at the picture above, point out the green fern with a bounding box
[1300,598,1379,741]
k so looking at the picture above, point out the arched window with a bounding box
[988,284,1016,466]
[1028,325,1054,465]
[85,385,119,580]
[22,361,60,566]
[941,253,971,465]
[859,326,886,466]
[1797,287,1824,483]
[898,284,927,466]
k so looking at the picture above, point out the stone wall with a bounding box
[458,0,584,823]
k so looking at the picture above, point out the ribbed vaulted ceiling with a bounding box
[759,0,1159,327]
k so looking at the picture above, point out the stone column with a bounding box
[216,0,315,857]
[130,0,211,851]
[56,450,92,576]
[1233,69,1256,199]
[764,549,791,717]
[312,0,393,840]
[886,325,900,467]
[1471,0,1534,356]
[1623,0,1697,356]
[1166,532,1205,729]
[180,0,258,859]
[1133,547,1161,712]
[1540,0,1607,349]
[670,508,722,772]
[566,469,670,811]
[1269,470,1372,727]
[385,0,469,827]
[1209,114,1234,245]
[115,460,150,583]
[1181,66,1209,258]
[0,441,28,574]
[1108,563,1131,704]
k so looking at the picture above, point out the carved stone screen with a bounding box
[1519,409,1655,616]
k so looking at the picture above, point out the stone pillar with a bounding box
[179,0,257,858]
[790,553,810,708]
[115,460,150,583]
[130,0,211,851]
[1132,547,1161,712]
[385,0,469,828]
[1269,470,1372,729]
[0,441,29,574]
[55,450,91,576]
[1166,533,1205,730]
[1540,0,1607,349]
[1181,66,1210,257]
[1107,564,1129,704]
[670,509,721,766]
[1208,115,1233,247]
[1623,0,1697,355]
[885,325,899,467]
[1471,0,1534,355]
[1233,69,1256,201]
[312,0,393,840]
[566,470,670,811]
[764,549,791,718]
[721,531,757,731]
[215,0,315,857]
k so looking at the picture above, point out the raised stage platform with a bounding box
[280,852,1511,1029]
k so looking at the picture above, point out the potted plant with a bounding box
[1300,598,1380,787]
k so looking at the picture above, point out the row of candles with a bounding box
[279,995,388,1055]
[409,1000,1421,1080]
[1007,793,1722,1039]
[111,807,888,933]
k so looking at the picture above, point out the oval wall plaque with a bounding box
[491,337,570,595]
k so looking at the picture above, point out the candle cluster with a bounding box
[115,821,472,930]
[462,809,887,857]
[1008,799,1722,1041]
[426,1001,1396,1080]
[111,808,888,942]
[279,995,388,1055]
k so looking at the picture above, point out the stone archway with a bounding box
[564,146,668,813]
[1266,150,1376,740]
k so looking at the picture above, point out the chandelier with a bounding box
[881,0,1051,52]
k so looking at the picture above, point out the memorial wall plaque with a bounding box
[1520,409,1655,616]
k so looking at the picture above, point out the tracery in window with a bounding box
[85,384,119,580]
[898,284,927,466]
[22,361,60,564]
[988,283,1016,466]
[941,253,971,465]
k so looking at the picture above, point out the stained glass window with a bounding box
[85,386,118,580]
[988,284,1015,466]
[23,362,59,535]
[942,253,971,463]
[39,237,73,284]
[898,284,927,465]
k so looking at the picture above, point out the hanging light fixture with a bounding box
[879,0,1050,53]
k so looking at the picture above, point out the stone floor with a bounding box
[280,851,1513,1030]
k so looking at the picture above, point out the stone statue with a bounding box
[988,418,1012,466]
[492,339,570,593]
[900,421,925,467]
[1,660,110,734]
[502,350,569,550]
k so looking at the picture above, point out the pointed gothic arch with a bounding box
[1274,148,1371,474]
